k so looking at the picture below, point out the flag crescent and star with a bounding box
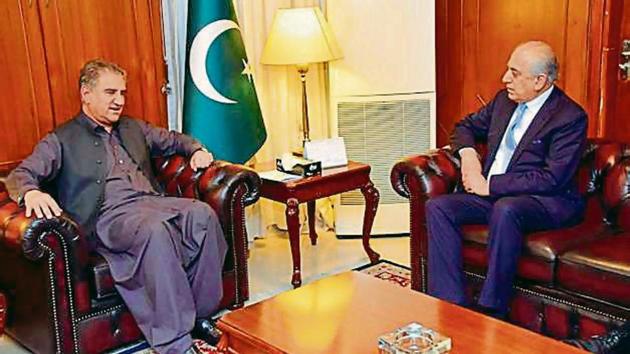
[183,0,266,164]
[189,19,252,105]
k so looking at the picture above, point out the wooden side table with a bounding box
[256,161,381,287]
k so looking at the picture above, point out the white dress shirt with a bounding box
[488,85,554,178]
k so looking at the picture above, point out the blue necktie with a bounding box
[505,104,527,151]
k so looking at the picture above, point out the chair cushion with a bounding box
[460,214,613,284]
[462,213,609,261]
[557,234,630,306]
[524,219,611,260]
[462,242,555,284]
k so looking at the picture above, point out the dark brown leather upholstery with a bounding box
[558,234,630,306]
[0,156,260,354]
[391,139,630,341]
[0,291,6,335]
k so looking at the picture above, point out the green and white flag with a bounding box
[183,0,266,164]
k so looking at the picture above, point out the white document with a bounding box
[304,137,348,168]
[258,170,301,182]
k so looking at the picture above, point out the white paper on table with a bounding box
[304,137,348,168]
[258,170,302,182]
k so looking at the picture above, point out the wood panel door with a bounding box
[602,0,630,141]
[436,0,597,146]
[0,0,54,172]
[37,0,167,127]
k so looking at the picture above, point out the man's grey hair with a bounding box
[531,54,558,83]
[79,59,126,89]
[517,41,558,84]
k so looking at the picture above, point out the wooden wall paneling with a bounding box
[585,0,606,137]
[0,0,54,173]
[599,0,623,139]
[35,0,82,126]
[615,0,630,141]
[436,0,597,146]
[559,0,603,137]
[131,0,167,127]
[37,0,167,127]
[474,0,570,103]
[461,0,480,118]
[603,0,630,141]
[564,0,590,109]
[435,0,464,146]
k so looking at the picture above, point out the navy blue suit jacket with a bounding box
[451,87,588,222]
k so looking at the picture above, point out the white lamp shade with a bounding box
[261,7,343,65]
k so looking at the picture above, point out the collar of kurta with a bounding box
[78,111,121,134]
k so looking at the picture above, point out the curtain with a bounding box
[161,0,188,131]
[162,0,335,239]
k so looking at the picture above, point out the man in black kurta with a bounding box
[6,60,226,354]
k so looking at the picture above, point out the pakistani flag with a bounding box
[183,0,266,164]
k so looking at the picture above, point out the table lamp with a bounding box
[261,7,342,148]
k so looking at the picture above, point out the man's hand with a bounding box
[190,149,214,171]
[459,147,490,196]
[24,190,62,219]
[459,147,482,187]
[465,175,490,196]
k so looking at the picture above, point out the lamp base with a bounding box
[291,148,304,157]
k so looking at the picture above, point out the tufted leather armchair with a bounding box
[0,156,261,354]
[391,139,630,340]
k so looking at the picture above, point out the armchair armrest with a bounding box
[389,148,461,292]
[390,147,461,200]
[0,181,92,316]
[196,161,261,219]
[153,156,261,223]
[152,156,261,306]
[603,157,630,231]
[1,183,87,257]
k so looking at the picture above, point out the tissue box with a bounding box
[275,158,322,177]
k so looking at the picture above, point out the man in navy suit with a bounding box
[425,41,587,317]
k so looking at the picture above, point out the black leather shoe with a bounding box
[192,318,222,346]
[184,344,203,354]
[564,322,630,354]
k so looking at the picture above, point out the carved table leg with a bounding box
[307,201,318,245]
[286,198,302,288]
[360,181,381,263]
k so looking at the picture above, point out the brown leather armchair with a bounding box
[0,155,261,354]
[391,139,630,340]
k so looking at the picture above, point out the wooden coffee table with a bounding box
[216,272,586,353]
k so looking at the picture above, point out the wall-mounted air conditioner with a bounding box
[327,0,436,235]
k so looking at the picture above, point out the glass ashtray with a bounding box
[378,322,452,354]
